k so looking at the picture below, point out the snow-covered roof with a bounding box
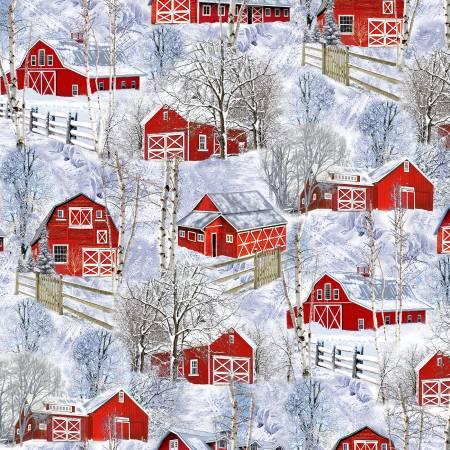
[238,440,283,449]
[316,166,373,186]
[31,399,87,416]
[208,191,274,214]
[224,210,287,231]
[331,426,390,450]
[158,428,222,450]
[198,0,292,6]
[177,211,221,229]
[434,206,450,234]
[0,228,5,237]
[415,351,449,373]
[316,272,432,312]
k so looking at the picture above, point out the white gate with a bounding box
[212,356,251,384]
[337,187,366,211]
[147,133,185,160]
[155,0,190,23]
[313,304,342,329]
[52,417,81,441]
[422,379,450,406]
[368,19,401,47]
[28,71,56,95]
[443,227,450,253]
[82,248,115,276]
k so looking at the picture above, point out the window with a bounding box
[38,49,45,66]
[417,314,422,323]
[229,334,235,344]
[275,8,280,16]
[407,314,412,323]
[16,429,19,435]
[404,160,410,172]
[53,245,68,264]
[219,5,226,16]
[72,84,79,96]
[57,210,64,219]
[38,423,47,431]
[97,230,108,244]
[197,233,204,242]
[438,357,443,367]
[169,440,179,450]
[31,55,36,66]
[199,134,207,151]
[163,111,169,120]
[131,80,136,89]
[382,0,394,14]
[121,80,126,89]
[27,424,31,431]
[48,404,73,412]
[381,445,388,450]
[358,318,365,330]
[339,15,354,34]
[47,55,53,66]
[312,193,317,201]
[96,210,103,219]
[284,8,289,17]
[301,198,305,205]
[188,231,196,242]
[99,81,104,91]
[265,7,271,16]
[324,283,331,300]
[69,208,93,228]
[334,173,358,182]
[333,289,339,300]
[316,289,323,300]
[343,444,349,450]
[118,391,124,403]
[385,316,391,325]
[250,444,258,450]
[202,4,211,15]
[226,234,234,243]
[324,192,332,200]
[218,439,227,449]
[179,230,186,238]
[189,359,199,375]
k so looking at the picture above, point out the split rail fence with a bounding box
[0,101,98,151]
[301,42,402,101]
[207,247,284,295]
[14,272,114,329]
[310,340,380,385]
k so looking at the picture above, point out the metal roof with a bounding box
[177,211,221,229]
[224,210,286,231]
[208,191,274,214]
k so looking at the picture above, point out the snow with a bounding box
[177,211,221,229]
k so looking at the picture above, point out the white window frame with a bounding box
[312,193,317,201]
[407,314,412,323]
[219,5,226,16]
[169,440,179,450]
[197,233,204,242]
[385,315,391,325]
[358,318,365,330]
[27,424,31,431]
[202,4,211,15]
[381,444,388,450]
[97,230,108,245]
[189,359,199,376]
[31,55,37,66]
[53,245,68,264]
[121,80,126,89]
[324,283,331,300]
[188,231,197,242]
[38,49,45,66]
[301,198,305,205]
[47,55,53,66]
[131,80,136,89]
[96,210,103,219]
[69,208,92,229]
[404,160,410,172]
[179,230,186,238]
[229,334,235,344]
[163,111,169,120]
[265,7,271,16]
[99,81,105,91]
[72,84,79,96]
[118,391,124,403]
[324,192,332,200]
[417,314,422,323]
[438,357,443,367]
[382,0,394,14]
[333,288,339,300]
[284,8,289,17]
[199,134,208,151]
[218,439,228,449]
[343,444,349,450]
[57,209,64,219]
[316,289,323,300]
[338,15,354,34]
[275,7,280,16]
[226,234,234,243]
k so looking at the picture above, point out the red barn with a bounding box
[0,36,144,97]
[31,193,118,277]
[286,268,431,331]
[416,351,450,406]
[0,228,5,252]
[151,329,255,384]
[300,158,434,213]
[177,191,287,258]
[316,0,404,47]
[15,388,148,443]
[150,0,291,24]
[332,426,395,450]
[157,429,230,450]
[435,207,450,254]
[142,106,247,161]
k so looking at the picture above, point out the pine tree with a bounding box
[36,230,55,274]
[25,253,36,273]
[311,23,322,42]
[322,1,341,46]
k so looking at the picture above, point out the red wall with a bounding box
[335,427,395,449]
[437,209,450,254]
[0,237,4,252]
[159,432,194,450]
[194,195,220,212]
[31,194,119,276]
[177,227,206,254]
[418,353,450,405]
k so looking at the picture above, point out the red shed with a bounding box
[435,207,450,254]
[316,0,404,47]
[332,426,395,450]
[15,388,148,443]
[0,228,5,252]
[142,106,247,161]
[416,351,450,406]
[1,37,144,97]
[151,0,291,24]
[300,158,434,213]
[286,268,431,331]
[31,193,119,277]
[177,191,287,258]
[157,429,230,450]
[151,329,255,384]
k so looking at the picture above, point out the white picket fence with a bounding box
[0,101,98,151]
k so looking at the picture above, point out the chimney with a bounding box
[70,32,84,44]
[356,263,369,277]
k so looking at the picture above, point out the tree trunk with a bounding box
[167,158,180,273]
[445,0,450,49]
[444,401,450,450]
[228,382,238,450]
[159,158,170,275]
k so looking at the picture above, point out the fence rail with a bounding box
[15,272,114,329]
[302,43,402,101]
[0,101,98,151]
[310,340,380,385]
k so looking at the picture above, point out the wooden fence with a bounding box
[310,340,380,385]
[15,272,114,329]
[302,43,402,101]
[207,247,283,295]
[0,101,98,151]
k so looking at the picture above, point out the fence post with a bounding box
[344,46,350,86]
[3,101,8,119]
[331,345,336,371]
[14,272,19,295]
[65,112,72,144]
[35,272,40,302]
[315,341,320,367]
[57,275,63,315]
[253,251,259,289]
[301,42,306,66]
[352,345,359,378]
[45,111,50,136]
[29,107,35,131]
[277,246,282,278]
[321,43,327,75]
[49,113,55,137]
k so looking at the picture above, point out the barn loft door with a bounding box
[212,356,251,384]
[155,0,190,23]
[52,417,81,441]
[422,379,450,406]
[147,133,184,160]
[28,71,56,95]
[354,442,378,450]
[313,305,342,329]
[337,188,366,211]
[69,208,93,228]
[443,227,450,253]
[368,19,401,47]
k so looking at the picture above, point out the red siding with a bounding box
[159,432,194,450]
[194,194,220,212]
[418,353,450,405]
[437,209,450,254]
[334,427,395,449]
[0,237,4,252]
[178,227,207,254]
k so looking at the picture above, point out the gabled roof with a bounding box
[369,158,432,184]
[434,206,450,234]
[177,212,221,229]
[331,426,391,450]
[207,191,274,214]
[415,351,449,373]
[158,428,223,450]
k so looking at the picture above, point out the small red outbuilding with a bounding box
[435,207,450,254]
[177,191,287,258]
[300,158,434,213]
[142,106,247,161]
[157,429,229,450]
[15,387,148,443]
[31,193,119,277]
[416,351,450,406]
[287,267,431,331]
[316,0,404,47]
[151,329,255,384]
[332,426,395,450]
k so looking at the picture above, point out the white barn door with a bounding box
[337,188,366,211]
[368,19,401,47]
[52,417,81,441]
[147,133,185,160]
[82,249,115,276]
[28,71,56,95]
[354,442,378,450]
[313,305,342,329]
[155,0,190,23]
[422,379,450,406]
[212,356,251,384]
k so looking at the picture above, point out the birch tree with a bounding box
[445,0,450,49]
[398,0,421,67]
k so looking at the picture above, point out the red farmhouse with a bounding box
[0,228,5,252]
[15,387,148,443]
[150,0,291,24]
[316,0,404,47]
[300,158,434,213]
[332,426,395,450]
[31,193,118,277]
[157,429,230,450]
[151,329,255,384]
[1,36,144,97]
[416,351,450,406]
[435,207,450,254]
[177,191,287,258]
[142,106,247,161]
[287,266,431,331]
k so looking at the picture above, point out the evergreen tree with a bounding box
[322,1,340,46]
[35,229,54,274]
[25,253,36,272]
[311,23,322,43]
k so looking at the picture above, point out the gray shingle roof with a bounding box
[177,211,221,229]
[208,191,274,214]
[435,206,450,234]
[224,210,286,231]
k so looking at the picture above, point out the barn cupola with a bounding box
[70,32,84,43]
[356,263,369,277]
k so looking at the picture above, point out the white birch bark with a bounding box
[159,158,170,275]
[167,158,180,274]
[228,382,238,450]
[399,0,421,68]
[444,400,450,450]
[445,0,450,49]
